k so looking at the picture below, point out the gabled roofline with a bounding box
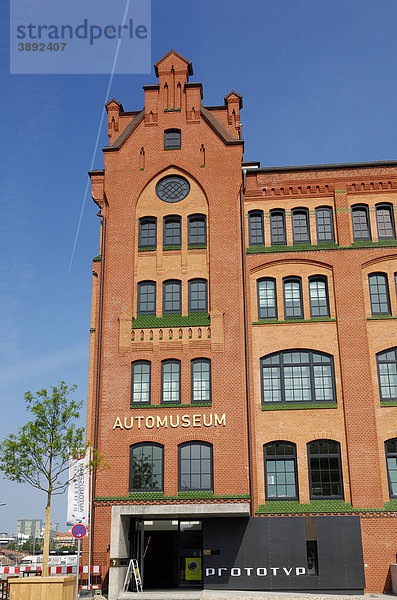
[103,110,145,152]
[105,98,124,111]
[154,50,193,77]
[224,90,243,109]
[200,105,244,147]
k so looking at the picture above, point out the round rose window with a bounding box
[156,175,190,203]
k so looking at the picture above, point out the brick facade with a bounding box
[86,51,397,596]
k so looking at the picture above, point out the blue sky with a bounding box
[1,0,397,535]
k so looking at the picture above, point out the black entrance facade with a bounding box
[131,519,203,589]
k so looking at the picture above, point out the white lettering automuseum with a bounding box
[205,566,306,577]
[112,413,226,430]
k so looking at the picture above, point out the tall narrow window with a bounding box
[292,208,310,244]
[385,439,397,498]
[270,209,286,245]
[368,273,391,315]
[137,281,156,315]
[315,207,335,242]
[179,442,213,491]
[283,277,303,319]
[191,359,211,403]
[188,214,206,246]
[264,442,298,500]
[161,359,181,404]
[164,128,181,149]
[261,350,336,405]
[308,440,343,499]
[309,276,330,317]
[248,210,264,246]
[257,278,277,319]
[138,217,157,248]
[376,348,397,401]
[188,279,208,312]
[376,204,395,239]
[129,443,163,492]
[352,205,371,240]
[131,361,151,405]
[163,215,181,247]
[163,280,181,314]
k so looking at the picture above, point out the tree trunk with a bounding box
[42,500,51,577]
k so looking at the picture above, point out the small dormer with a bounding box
[225,91,243,135]
[154,50,193,111]
[105,98,124,144]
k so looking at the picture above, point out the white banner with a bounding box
[67,451,89,527]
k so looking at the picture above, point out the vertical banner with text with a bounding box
[67,451,89,527]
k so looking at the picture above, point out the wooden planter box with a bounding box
[9,576,76,600]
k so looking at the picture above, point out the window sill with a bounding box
[380,401,397,406]
[164,108,181,112]
[132,312,210,329]
[138,246,156,252]
[188,244,207,249]
[163,245,181,250]
[261,402,337,411]
[164,146,181,150]
[367,315,397,320]
[247,240,397,254]
[256,499,397,514]
[247,242,338,254]
[253,318,335,325]
[130,403,212,409]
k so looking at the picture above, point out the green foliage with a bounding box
[261,402,337,411]
[132,312,210,329]
[0,382,84,496]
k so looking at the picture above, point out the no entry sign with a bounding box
[72,524,87,539]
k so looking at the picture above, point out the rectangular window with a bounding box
[283,278,303,318]
[191,359,211,403]
[352,205,371,240]
[162,360,181,403]
[292,209,310,244]
[163,280,181,313]
[368,273,391,315]
[139,217,157,247]
[315,207,334,242]
[257,278,277,319]
[376,205,395,239]
[248,211,264,245]
[270,210,286,245]
[188,215,206,245]
[309,278,330,317]
[163,216,181,246]
[188,279,207,312]
[131,362,151,404]
[138,282,156,314]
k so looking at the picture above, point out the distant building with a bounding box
[16,519,41,542]
[53,532,77,550]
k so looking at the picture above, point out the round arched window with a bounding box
[156,175,190,203]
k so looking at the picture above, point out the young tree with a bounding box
[0,382,86,577]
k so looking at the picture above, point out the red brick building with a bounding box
[86,50,397,598]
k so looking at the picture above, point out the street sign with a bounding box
[71,524,87,539]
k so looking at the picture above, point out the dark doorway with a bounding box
[143,530,178,589]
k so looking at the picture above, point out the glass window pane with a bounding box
[292,209,310,243]
[270,211,286,245]
[249,212,264,245]
[139,218,156,247]
[284,280,303,318]
[316,207,334,242]
[188,215,206,245]
[164,217,181,246]
[179,443,212,491]
[352,206,371,240]
[309,278,329,317]
[369,274,390,315]
[258,279,277,319]
[376,205,395,239]
[189,280,207,312]
[163,281,181,313]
